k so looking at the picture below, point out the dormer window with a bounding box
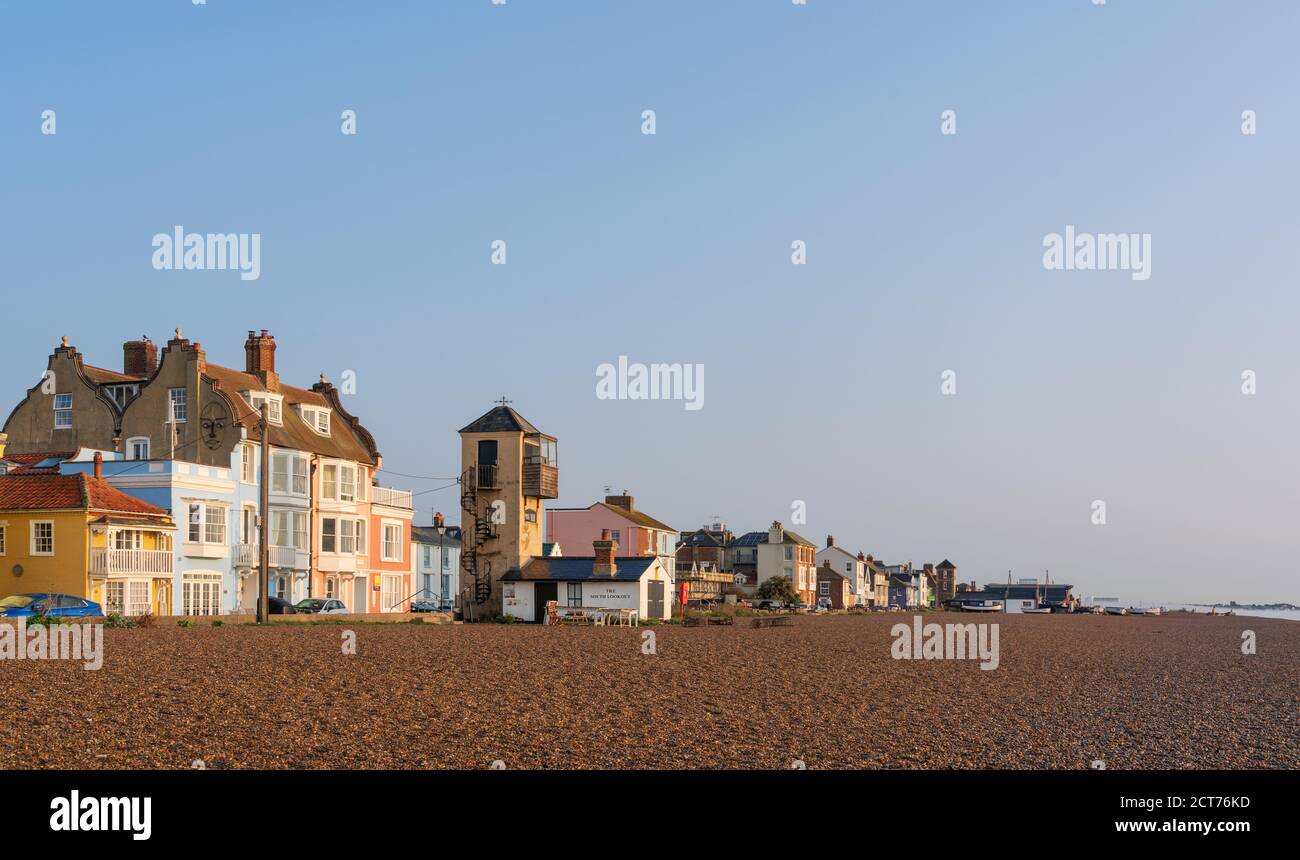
[300,406,331,435]
[246,392,283,425]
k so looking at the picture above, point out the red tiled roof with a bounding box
[0,474,170,517]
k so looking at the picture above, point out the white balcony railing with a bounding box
[90,548,173,576]
[234,544,301,569]
[371,486,413,508]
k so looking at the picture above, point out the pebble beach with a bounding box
[1,613,1295,770]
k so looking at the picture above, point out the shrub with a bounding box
[104,613,137,629]
[211,619,224,627]
[176,619,194,628]
[134,612,157,628]
[757,576,799,604]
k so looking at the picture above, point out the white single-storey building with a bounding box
[500,530,672,623]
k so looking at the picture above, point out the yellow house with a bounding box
[0,467,175,616]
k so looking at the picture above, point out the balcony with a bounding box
[522,462,558,499]
[90,548,173,577]
[371,486,413,509]
[475,464,499,490]
[234,544,301,569]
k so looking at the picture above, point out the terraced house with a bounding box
[2,330,411,615]
[0,450,176,616]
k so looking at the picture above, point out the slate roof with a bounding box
[501,556,657,582]
[203,364,377,465]
[458,405,541,435]
[411,526,462,547]
[936,559,956,569]
[0,451,75,475]
[0,474,171,517]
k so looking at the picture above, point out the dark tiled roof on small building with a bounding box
[458,406,540,435]
[502,556,657,582]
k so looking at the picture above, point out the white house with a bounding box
[499,530,673,623]
[816,536,867,606]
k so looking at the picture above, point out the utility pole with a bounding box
[258,402,270,624]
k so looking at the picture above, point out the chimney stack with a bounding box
[593,528,618,575]
[123,338,158,377]
[244,330,279,388]
[93,450,103,480]
[603,491,634,511]
[433,511,444,529]
[826,534,834,548]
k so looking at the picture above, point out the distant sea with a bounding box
[1161,603,1300,622]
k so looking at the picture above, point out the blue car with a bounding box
[0,593,103,618]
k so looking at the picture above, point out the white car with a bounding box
[294,598,348,615]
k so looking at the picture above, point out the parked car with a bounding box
[267,596,297,615]
[789,603,811,613]
[755,599,784,611]
[293,598,348,615]
[0,593,102,618]
[410,599,444,613]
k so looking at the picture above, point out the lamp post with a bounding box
[436,519,447,609]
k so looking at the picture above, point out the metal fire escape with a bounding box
[459,464,496,609]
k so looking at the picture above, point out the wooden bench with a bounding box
[750,616,794,629]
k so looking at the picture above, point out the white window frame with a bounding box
[126,436,150,460]
[168,387,187,423]
[31,521,54,555]
[182,571,224,616]
[186,502,227,545]
[381,521,403,563]
[53,393,73,429]
[322,464,337,500]
[339,465,356,502]
[248,393,283,425]
[355,519,366,554]
[321,518,337,553]
[293,512,308,551]
[241,444,255,483]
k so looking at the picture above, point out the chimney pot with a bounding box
[93,451,103,480]
[827,534,834,547]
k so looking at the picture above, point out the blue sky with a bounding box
[3,1,1297,603]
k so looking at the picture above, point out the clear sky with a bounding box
[3,1,1297,604]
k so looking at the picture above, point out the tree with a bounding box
[757,575,799,604]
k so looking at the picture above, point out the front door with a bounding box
[647,580,664,620]
[354,577,368,614]
[534,582,557,623]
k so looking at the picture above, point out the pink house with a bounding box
[546,492,677,582]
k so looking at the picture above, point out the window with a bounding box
[314,409,330,435]
[524,509,537,523]
[31,521,54,555]
[128,581,151,616]
[382,523,403,562]
[292,457,306,494]
[355,519,366,554]
[105,384,139,410]
[113,530,142,550]
[0,525,6,555]
[611,530,620,542]
[293,512,308,550]
[339,465,356,502]
[187,503,226,544]
[205,505,226,544]
[274,576,286,599]
[820,582,830,596]
[323,465,337,499]
[182,572,223,616]
[241,444,255,483]
[249,393,282,424]
[567,582,582,607]
[127,437,150,460]
[423,546,432,568]
[169,388,187,423]
[271,511,291,548]
[356,470,366,501]
[381,574,404,611]
[104,582,124,615]
[241,508,257,545]
[54,393,72,429]
[321,518,336,553]
[272,453,307,495]
[339,519,356,554]
[441,550,450,571]
[325,578,338,600]
[785,546,793,561]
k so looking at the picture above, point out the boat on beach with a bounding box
[959,601,1002,612]
[1105,606,1128,616]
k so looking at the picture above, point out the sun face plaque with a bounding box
[200,401,229,451]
